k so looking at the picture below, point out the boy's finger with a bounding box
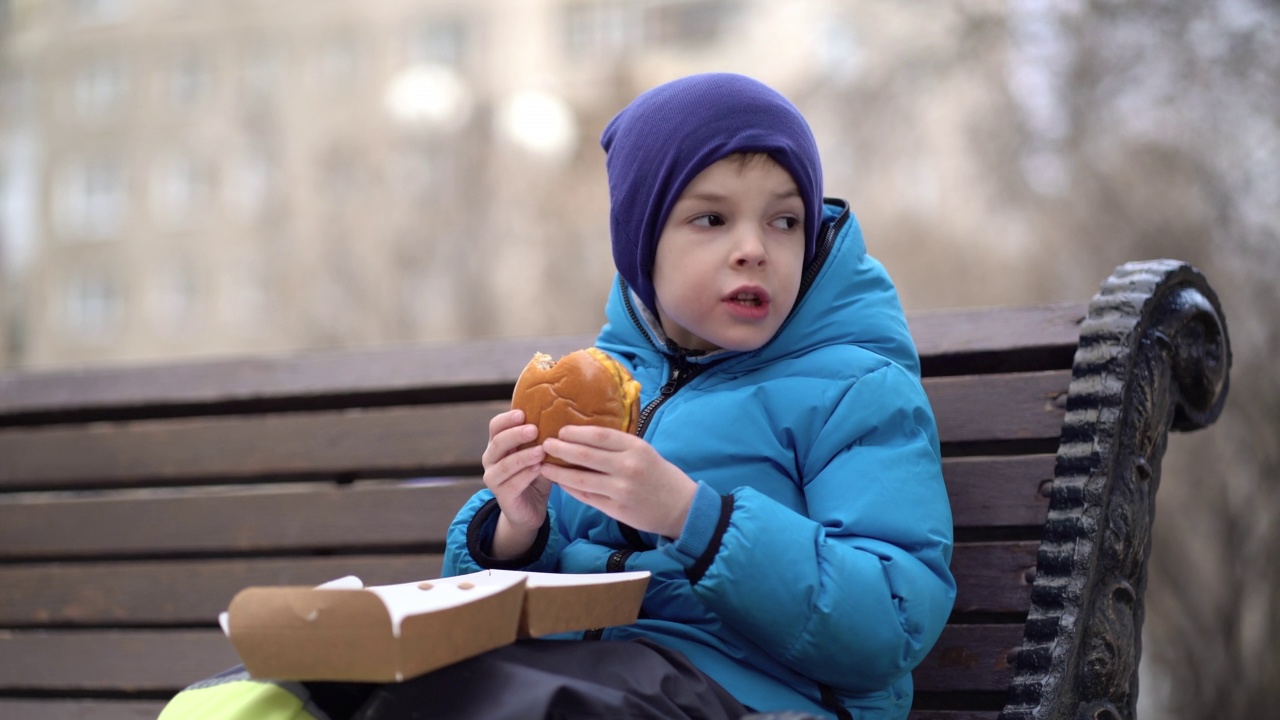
[494,424,538,454]
[487,409,525,438]
[500,442,545,475]
[495,461,543,493]
[541,457,612,496]
[553,477,613,513]
[555,424,632,449]
[541,438,605,472]
[482,425,539,468]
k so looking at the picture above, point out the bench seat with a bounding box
[0,260,1231,720]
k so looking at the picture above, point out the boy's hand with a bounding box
[481,409,551,560]
[541,426,697,539]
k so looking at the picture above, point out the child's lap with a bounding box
[161,638,751,720]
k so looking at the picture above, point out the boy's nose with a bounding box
[731,231,767,267]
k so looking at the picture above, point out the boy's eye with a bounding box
[692,214,726,228]
[771,216,801,231]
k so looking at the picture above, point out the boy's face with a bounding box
[652,155,805,352]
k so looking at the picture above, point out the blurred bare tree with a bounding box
[1006,2,1279,717]
[813,2,1277,717]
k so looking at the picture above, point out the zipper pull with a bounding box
[660,355,690,395]
[659,375,679,396]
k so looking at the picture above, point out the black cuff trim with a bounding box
[685,493,733,586]
[618,521,655,551]
[819,683,854,720]
[466,499,551,570]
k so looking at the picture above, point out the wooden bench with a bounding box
[0,259,1231,720]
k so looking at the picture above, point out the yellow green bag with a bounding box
[158,667,327,720]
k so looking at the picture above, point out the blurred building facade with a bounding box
[0,0,855,370]
[4,4,1278,718]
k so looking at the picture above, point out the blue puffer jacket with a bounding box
[444,200,955,719]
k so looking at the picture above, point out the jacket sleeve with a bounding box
[442,489,567,576]
[661,363,956,692]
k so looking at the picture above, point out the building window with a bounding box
[69,0,130,24]
[148,265,198,333]
[63,271,120,339]
[562,1,634,59]
[325,38,354,78]
[240,44,284,102]
[644,0,739,48]
[408,16,470,68]
[224,152,275,221]
[150,154,210,225]
[316,35,364,88]
[55,158,127,240]
[167,54,210,108]
[562,0,739,57]
[73,59,128,118]
[219,262,267,331]
[1,132,39,275]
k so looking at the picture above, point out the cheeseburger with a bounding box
[511,348,642,465]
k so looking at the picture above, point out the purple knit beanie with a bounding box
[600,73,824,317]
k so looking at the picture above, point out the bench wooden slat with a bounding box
[913,624,1020,693]
[909,303,1082,370]
[0,304,1083,423]
[0,336,593,423]
[0,624,1019,694]
[0,481,483,560]
[0,555,447,627]
[928,371,1068,446]
[0,542,1038,626]
[951,541,1037,616]
[0,371,1069,490]
[0,456,1048,561]
[0,630,239,692]
[0,700,166,720]
[946,455,1052,529]
[0,402,505,490]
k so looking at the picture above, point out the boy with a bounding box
[438,73,955,719]
[159,73,953,720]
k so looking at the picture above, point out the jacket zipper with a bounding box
[800,202,844,297]
[616,350,704,552]
[584,203,849,643]
[635,348,705,437]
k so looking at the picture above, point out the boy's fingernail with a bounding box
[523,425,537,439]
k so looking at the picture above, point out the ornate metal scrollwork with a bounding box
[999,260,1232,720]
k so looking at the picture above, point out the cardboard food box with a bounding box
[222,570,650,683]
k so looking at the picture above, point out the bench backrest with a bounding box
[0,302,1089,720]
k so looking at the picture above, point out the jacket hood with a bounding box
[596,200,921,379]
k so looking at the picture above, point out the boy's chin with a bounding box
[661,316,779,353]
[701,329,777,353]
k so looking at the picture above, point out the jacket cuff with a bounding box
[671,483,733,584]
[465,498,551,570]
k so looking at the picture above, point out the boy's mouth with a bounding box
[723,286,771,309]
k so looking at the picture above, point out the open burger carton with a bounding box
[220,569,650,683]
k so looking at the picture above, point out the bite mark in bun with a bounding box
[511,348,642,466]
